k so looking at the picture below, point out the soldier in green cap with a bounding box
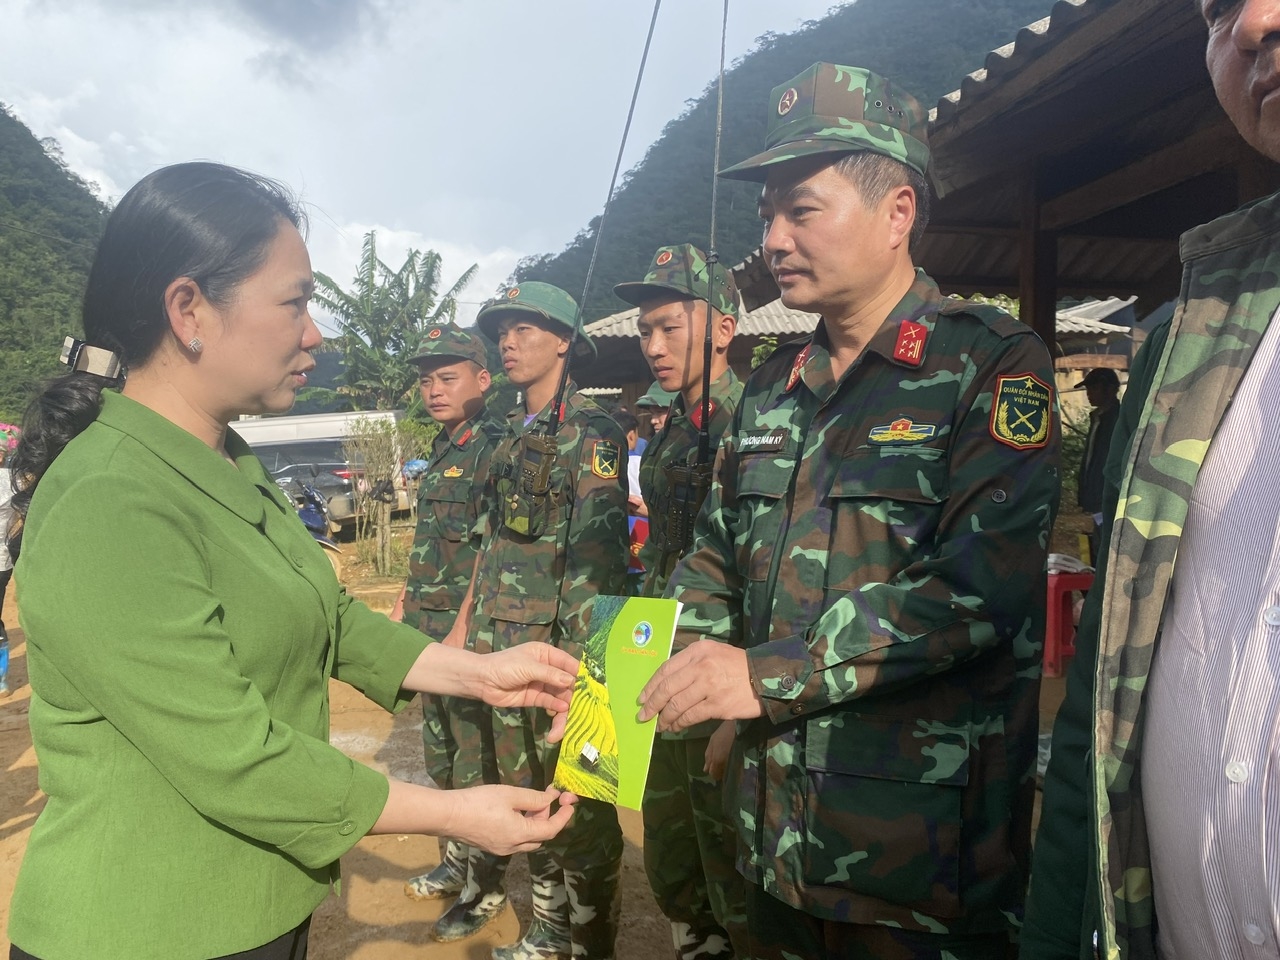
[635,381,678,434]
[437,281,629,960]
[614,245,746,960]
[638,64,1060,959]
[391,322,510,907]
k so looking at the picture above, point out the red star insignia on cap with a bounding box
[428,328,442,339]
[507,287,520,299]
[778,87,799,116]
[655,250,673,266]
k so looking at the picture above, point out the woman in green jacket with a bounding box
[5,162,578,960]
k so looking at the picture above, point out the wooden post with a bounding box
[1020,171,1058,355]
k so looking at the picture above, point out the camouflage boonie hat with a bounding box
[719,62,930,181]
[475,281,596,358]
[635,383,678,409]
[408,320,489,368]
[613,244,740,319]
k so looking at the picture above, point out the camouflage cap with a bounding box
[634,383,678,409]
[613,244,740,319]
[718,63,930,181]
[475,280,596,358]
[408,320,489,368]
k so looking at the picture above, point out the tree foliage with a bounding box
[0,104,109,420]
[511,0,1055,321]
[311,231,477,411]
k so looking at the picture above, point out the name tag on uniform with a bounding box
[738,429,787,454]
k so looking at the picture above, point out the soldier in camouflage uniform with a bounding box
[440,281,630,960]
[393,322,509,905]
[638,63,1061,959]
[1024,4,1280,958]
[635,382,678,435]
[612,244,748,960]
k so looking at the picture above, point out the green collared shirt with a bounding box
[10,391,427,959]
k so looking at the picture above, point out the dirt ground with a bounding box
[1,512,1090,956]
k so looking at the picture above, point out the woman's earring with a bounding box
[187,337,203,354]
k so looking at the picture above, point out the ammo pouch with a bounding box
[653,460,713,575]
[496,431,559,538]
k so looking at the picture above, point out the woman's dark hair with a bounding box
[8,161,303,554]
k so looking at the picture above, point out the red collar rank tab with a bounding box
[893,320,928,366]
[786,344,812,392]
[689,399,718,430]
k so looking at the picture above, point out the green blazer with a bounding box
[8,391,427,959]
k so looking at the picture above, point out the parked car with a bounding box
[250,439,359,531]
[234,410,414,518]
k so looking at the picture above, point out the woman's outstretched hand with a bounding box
[474,643,579,743]
[445,785,578,856]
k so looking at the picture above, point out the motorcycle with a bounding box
[281,479,344,581]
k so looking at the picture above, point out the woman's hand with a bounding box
[475,644,580,743]
[445,785,578,856]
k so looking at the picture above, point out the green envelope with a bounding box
[553,595,679,809]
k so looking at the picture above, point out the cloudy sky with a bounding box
[0,0,845,330]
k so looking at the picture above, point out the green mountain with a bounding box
[0,104,109,421]
[511,0,1054,319]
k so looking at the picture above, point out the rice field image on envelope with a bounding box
[553,594,679,808]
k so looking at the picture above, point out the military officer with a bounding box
[392,322,509,906]
[638,64,1061,959]
[613,244,747,959]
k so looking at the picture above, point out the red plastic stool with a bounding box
[1045,571,1094,678]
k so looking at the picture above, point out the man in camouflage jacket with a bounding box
[639,63,1060,959]
[613,245,747,960]
[1024,3,1280,957]
[442,281,630,960]
[394,322,509,905]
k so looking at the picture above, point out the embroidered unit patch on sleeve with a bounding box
[591,440,620,479]
[989,373,1053,450]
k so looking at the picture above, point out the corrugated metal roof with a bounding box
[1058,316,1129,335]
[930,0,1106,128]
[584,301,819,340]
[1057,296,1136,324]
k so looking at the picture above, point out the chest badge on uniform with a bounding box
[868,418,937,445]
[591,440,620,479]
[990,373,1053,450]
[443,466,464,478]
[893,320,928,366]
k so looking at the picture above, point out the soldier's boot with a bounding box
[404,838,467,901]
[670,921,734,960]
[564,856,622,960]
[492,852,571,960]
[431,847,510,942]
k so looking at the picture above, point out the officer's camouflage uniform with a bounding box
[465,386,629,960]
[668,269,1060,953]
[401,403,506,896]
[1024,192,1280,960]
[615,245,748,960]
[666,63,1061,958]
